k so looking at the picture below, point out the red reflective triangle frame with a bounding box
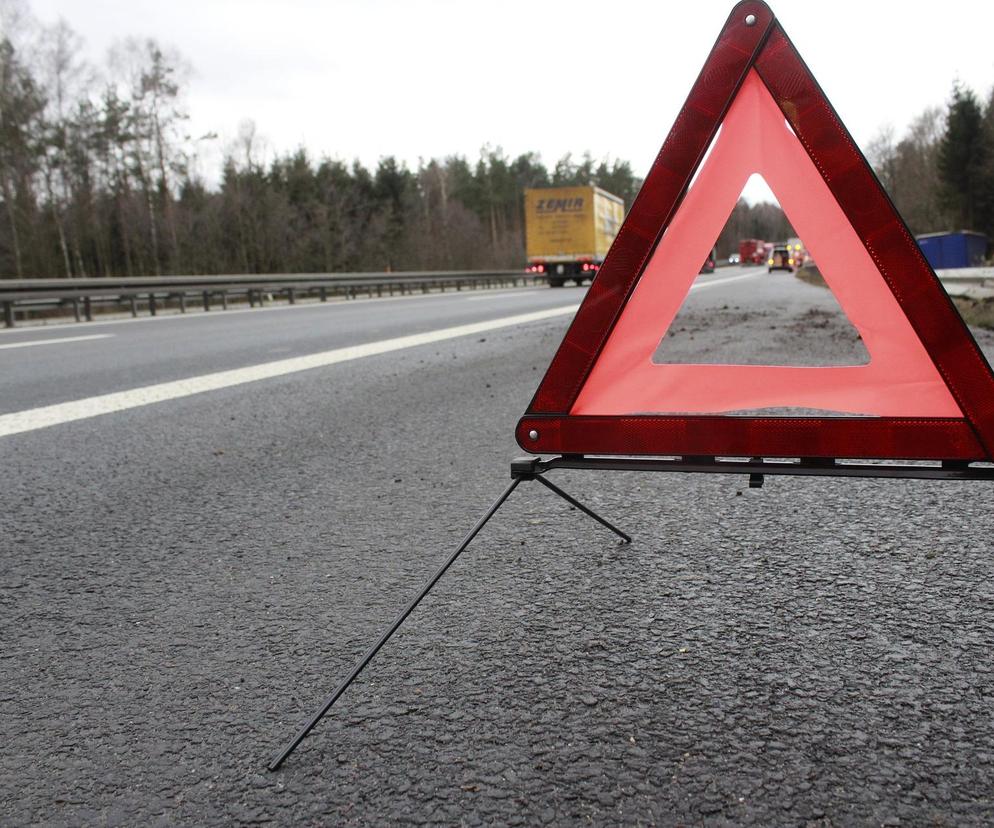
[516,0,994,462]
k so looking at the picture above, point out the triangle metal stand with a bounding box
[268,452,994,770]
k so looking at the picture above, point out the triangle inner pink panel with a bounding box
[571,71,962,418]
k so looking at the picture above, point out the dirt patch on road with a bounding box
[654,276,868,367]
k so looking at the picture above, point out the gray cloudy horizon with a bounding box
[16,0,994,202]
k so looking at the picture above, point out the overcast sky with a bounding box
[23,0,994,200]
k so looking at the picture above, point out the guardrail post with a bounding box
[248,290,256,308]
[288,288,295,305]
[3,301,13,328]
[320,287,327,302]
[179,293,187,313]
[203,291,210,312]
[221,292,228,310]
[129,296,138,317]
[149,293,157,316]
[376,285,382,297]
[84,296,93,322]
[73,299,81,322]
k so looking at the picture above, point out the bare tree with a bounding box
[869,109,949,234]
[108,37,190,273]
[35,18,91,275]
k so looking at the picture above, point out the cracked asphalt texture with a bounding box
[3,272,994,825]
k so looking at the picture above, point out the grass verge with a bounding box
[794,263,994,329]
[950,296,994,329]
[795,264,826,288]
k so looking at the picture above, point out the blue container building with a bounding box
[916,231,989,269]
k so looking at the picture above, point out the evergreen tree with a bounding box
[938,83,987,230]
[978,88,994,239]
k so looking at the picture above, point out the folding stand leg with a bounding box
[268,464,632,771]
[533,475,631,544]
[268,476,522,771]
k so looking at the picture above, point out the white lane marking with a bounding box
[0,305,579,438]
[0,334,113,351]
[691,271,764,290]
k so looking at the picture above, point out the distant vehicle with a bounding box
[916,230,989,269]
[701,248,717,273]
[768,245,794,273]
[738,238,767,265]
[728,253,741,265]
[785,238,808,268]
[524,186,625,287]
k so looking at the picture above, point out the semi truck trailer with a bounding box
[524,186,624,287]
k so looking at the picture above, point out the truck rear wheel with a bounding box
[549,278,565,288]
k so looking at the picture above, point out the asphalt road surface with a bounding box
[3,269,994,825]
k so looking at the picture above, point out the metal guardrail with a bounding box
[936,267,994,280]
[936,267,994,300]
[7,265,986,329]
[0,270,545,328]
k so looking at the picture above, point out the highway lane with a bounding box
[0,266,765,421]
[0,283,578,415]
[4,267,994,825]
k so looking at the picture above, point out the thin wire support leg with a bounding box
[533,475,631,544]
[268,476,523,771]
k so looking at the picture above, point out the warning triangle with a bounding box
[577,71,958,418]
[517,0,994,461]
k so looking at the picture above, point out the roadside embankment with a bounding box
[796,264,994,329]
